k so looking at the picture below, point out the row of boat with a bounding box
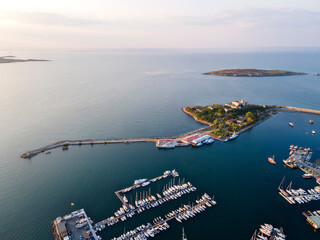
[130,170,179,190]
[112,220,170,240]
[168,194,216,223]
[279,184,320,204]
[112,193,216,240]
[94,181,196,229]
[135,182,196,208]
[252,223,286,240]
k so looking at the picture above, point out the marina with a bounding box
[3,51,320,240]
[52,170,215,240]
[112,193,216,240]
[278,177,320,204]
[250,224,286,240]
[283,146,320,181]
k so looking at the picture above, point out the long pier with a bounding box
[20,126,213,159]
[21,105,320,159]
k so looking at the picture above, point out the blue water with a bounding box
[0,51,320,239]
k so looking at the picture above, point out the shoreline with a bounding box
[182,107,212,126]
[20,105,320,159]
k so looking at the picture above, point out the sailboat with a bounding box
[182,227,187,240]
[268,155,276,165]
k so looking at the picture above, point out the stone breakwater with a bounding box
[20,105,320,159]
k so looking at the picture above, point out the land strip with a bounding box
[21,105,320,159]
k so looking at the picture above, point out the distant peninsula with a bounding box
[0,56,49,64]
[203,69,306,77]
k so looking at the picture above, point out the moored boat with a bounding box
[134,178,148,185]
[309,120,314,124]
[158,143,175,149]
[268,155,276,165]
[228,132,238,141]
[141,181,150,187]
[289,122,294,127]
[302,173,313,179]
[312,130,316,135]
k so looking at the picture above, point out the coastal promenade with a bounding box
[21,105,320,159]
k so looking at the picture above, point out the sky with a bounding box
[1,0,320,50]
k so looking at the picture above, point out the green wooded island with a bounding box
[203,68,306,77]
[0,56,49,64]
[183,100,274,138]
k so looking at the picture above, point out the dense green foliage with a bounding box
[185,104,270,137]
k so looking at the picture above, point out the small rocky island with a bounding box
[203,69,306,77]
[183,100,274,138]
[0,56,49,64]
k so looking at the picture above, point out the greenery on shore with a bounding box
[202,69,306,77]
[185,104,271,138]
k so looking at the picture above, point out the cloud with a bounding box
[3,11,108,27]
[179,8,320,29]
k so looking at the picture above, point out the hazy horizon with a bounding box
[1,0,320,50]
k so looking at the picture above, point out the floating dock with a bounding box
[112,193,216,240]
[52,209,100,240]
[303,210,320,230]
[283,146,320,181]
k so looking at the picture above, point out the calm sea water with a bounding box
[0,51,320,240]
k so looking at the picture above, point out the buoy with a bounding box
[71,203,74,207]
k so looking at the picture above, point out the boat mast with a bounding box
[278,176,285,190]
[250,230,257,240]
[286,181,292,191]
[182,227,187,240]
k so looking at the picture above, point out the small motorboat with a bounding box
[268,155,276,165]
[302,173,313,179]
[289,122,294,127]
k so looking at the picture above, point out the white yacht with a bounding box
[228,132,238,141]
[134,178,148,185]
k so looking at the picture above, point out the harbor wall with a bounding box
[21,105,320,159]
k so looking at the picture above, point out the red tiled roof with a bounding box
[181,135,199,142]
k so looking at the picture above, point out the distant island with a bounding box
[203,69,306,77]
[0,56,49,64]
[183,100,273,138]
